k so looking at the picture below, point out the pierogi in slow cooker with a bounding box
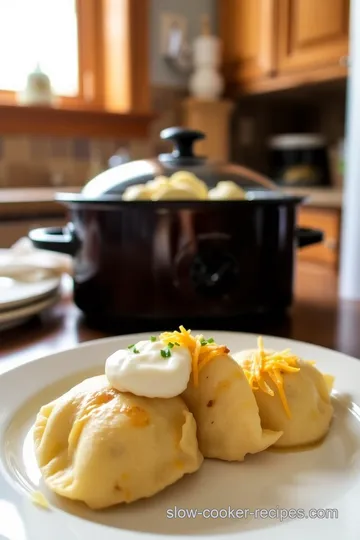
[234,338,334,448]
[122,171,245,201]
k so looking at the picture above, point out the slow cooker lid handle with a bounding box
[159,127,207,165]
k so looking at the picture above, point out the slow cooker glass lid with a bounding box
[82,127,279,198]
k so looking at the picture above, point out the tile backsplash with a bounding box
[1,82,343,190]
[0,86,185,189]
[0,135,131,188]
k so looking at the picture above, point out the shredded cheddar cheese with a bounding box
[242,336,301,418]
[159,326,229,386]
[31,490,50,509]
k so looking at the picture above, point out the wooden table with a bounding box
[1,263,360,370]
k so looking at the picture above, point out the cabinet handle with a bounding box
[339,55,350,68]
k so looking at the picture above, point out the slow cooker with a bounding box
[29,127,322,331]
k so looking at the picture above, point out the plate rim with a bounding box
[0,275,60,313]
[1,328,360,377]
[0,292,60,324]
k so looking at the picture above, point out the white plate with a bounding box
[0,293,60,328]
[0,274,60,312]
[1,332,360,540]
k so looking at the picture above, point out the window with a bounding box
[0,0,100,108]
[0,0,79,97]
[0,0,151,138]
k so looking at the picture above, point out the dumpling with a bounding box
[159,328,282,461]
[33,375,203,509]
[153,185,201,200]
[122,184,152,200]
[169,171,209,199]
[208,181,245,200]
[182,355,283,461]
[234,338,334,448]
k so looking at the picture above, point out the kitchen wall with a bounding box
[0,135,122,188]
[0,81,345,189]
[0,87,187,188]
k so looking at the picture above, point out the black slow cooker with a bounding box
[29,127,322,331]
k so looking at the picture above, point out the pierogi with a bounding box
[234,340,334,448]
[34,375,203,509]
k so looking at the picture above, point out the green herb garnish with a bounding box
[150,336,157,342]
[133,347,140,354]
[175,342,180,346]
[128,344,135,349]
[200,337,215,346]
[168,342,175,349]
[160,348,172,358]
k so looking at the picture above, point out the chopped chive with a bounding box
[150,336,157,342]
[128,344,135,349]
[160,348,171,358]
[175,342,180,346]
[133,347,140,354]
[168,342,175,349]
[200,337,215,346]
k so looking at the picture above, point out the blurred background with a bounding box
[0,0,350,273]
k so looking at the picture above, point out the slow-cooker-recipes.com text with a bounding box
[166,506,339,521]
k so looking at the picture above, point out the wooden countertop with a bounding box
[0,187,81,204]
[0,187,81,218]
[283,187,343,209]
[0,262,359,370]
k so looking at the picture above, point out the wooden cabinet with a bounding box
[277,0,350,74]
[182,99,234,161]
[219,0,350,92]
[297,207,341,268]
[219,0,276,84]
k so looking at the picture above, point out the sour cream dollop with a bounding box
[105,339,192,398]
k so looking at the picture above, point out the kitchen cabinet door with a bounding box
[277,0,350,74]
[297,207,341,268]
[219,0,276,84]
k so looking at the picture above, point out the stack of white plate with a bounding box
[0,274,61,331]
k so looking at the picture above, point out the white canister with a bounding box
[189,15,224,101]
[193,34,221,67]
